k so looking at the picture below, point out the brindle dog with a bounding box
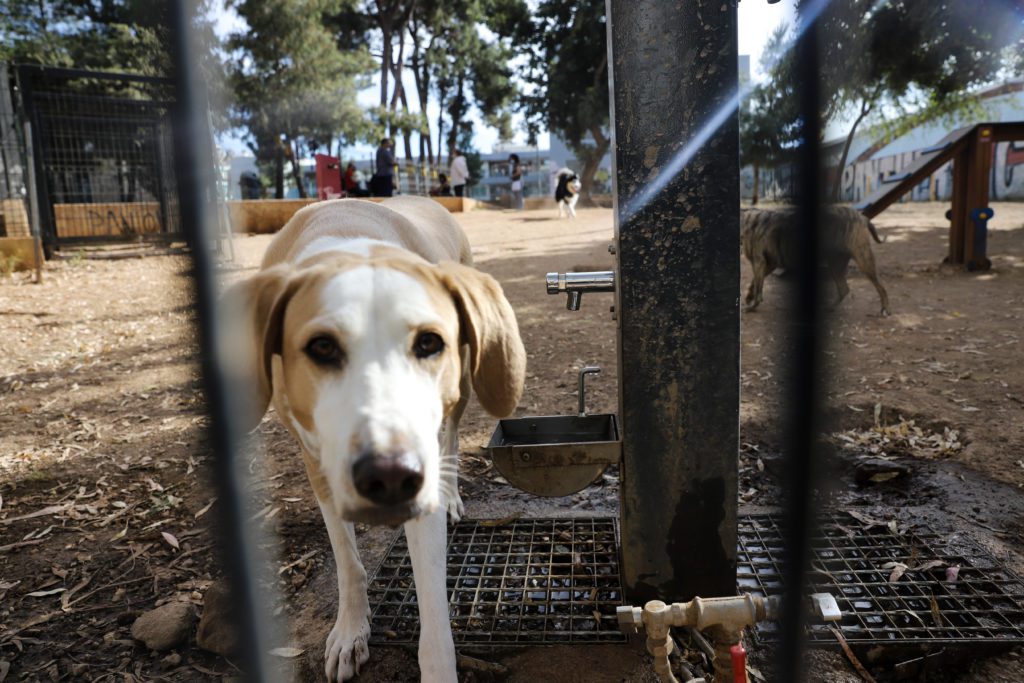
[741,205,890,316]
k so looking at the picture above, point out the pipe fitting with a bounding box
[619,594,782,683]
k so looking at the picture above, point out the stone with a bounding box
[854,458,913,485]
[197,581,239,657]
[130,602,196,651]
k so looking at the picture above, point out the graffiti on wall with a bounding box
[53,202,162,238]
[993,141,1024,199]
[836,140,1024,204]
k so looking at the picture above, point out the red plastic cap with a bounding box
[730,644,748,683]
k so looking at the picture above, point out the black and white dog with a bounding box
[554,168,582,219]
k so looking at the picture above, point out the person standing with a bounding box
[449,147,469,198]
[373,138,395,197]
[509,153,524,210]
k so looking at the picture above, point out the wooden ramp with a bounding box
[853,122,1024,269]
[853,126,974,218]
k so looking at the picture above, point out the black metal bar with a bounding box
[607,0,739,602]
[15,65,57,254]
[13,63,173,87]
[776,3,826,681]
[166,0,271,680]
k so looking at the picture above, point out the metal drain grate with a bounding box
[739,512,1024,645]
[368,517,626,645]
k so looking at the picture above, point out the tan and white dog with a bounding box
[223,197,526,681]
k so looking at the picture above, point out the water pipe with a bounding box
[617,594,781,683]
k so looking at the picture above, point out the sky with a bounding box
[213,0,797,159]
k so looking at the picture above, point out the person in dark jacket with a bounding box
[372,138,395,196]
[509,153,523,210]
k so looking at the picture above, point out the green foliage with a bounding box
[519,0,609,198]
[406,0,524,153]
[755,1,1024,196]
[741,26,797,171]
[805,0,1023,124]
[520,0,607,148]
[0,0,172,73]
[228,0,374,194]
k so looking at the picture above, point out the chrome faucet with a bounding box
[578,366,601,417]
[546,270,616,310]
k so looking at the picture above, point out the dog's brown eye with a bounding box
[413,332,445,359]
[305,335,343,365]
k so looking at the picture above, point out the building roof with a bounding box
[825,80,1024,167]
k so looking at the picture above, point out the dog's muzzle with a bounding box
[352,450,424,506]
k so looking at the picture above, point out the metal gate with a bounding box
[0,66,32,240]
[16,65,180,251]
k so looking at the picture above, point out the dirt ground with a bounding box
[2,200,1024,681]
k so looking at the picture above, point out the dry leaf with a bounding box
[194,498,216,519]
[930,596,943,627]
[110,523,128,542]
[883,562,908,583]
[269,647,305,658]
[27,587,67,598]
[478,514,521,527]
[913,560,945,573]
[161,531,180,550]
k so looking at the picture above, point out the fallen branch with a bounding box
[0,504,70,526]
[0,539,46,554]
[456,653,507,677]
[830,626,878,683]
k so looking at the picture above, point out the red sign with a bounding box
[315,154,342,200]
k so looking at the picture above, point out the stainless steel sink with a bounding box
[487,414,621,497]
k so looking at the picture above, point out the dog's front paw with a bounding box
[324,614,370,681]
[446,491,465,523]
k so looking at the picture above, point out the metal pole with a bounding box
[607,0,739,602]
[776,4,826,680]
[167,1,274,680]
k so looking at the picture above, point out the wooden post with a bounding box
[948,146,970,265]
[948,127,994,268]
[964,127,993,268]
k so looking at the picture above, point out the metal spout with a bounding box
[546,270,615,310]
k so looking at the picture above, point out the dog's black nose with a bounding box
[351,452,424,506]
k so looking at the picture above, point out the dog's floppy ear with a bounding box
[220,264,301,432]
[437,262,526,417]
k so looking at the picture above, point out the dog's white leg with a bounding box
[568,197,577,219]
[441,416,465,522]
[318,499,371,682]
[441,354,471,521]
[406,507,456,682]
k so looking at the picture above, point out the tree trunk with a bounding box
[436,80,448,162]
[274,144,284,199]
[832,96,873,201]
[379,18,392,108]
[752,161,760,206]
[578,125,610,205]
[290,139,307,199]
[447,76,466,152]
[410,31,434,166]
